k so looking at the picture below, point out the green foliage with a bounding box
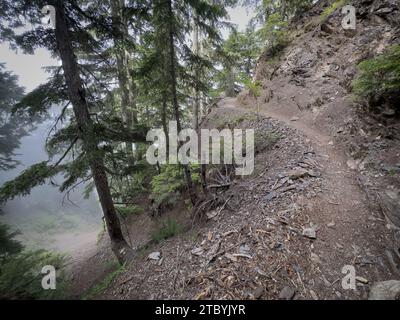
[0,64,32,170]
[83,262,124,300]
[243,78,262,98]
[216,28,263,96]
[150,164,185,208]
[0,222,67,299]
[353,45,400,110]
[320,0,348,20]
[151,217,182,243]
[150,164,199,209]
[115,205,144,218]
[0,223,23,260]
[0,161,59,203]
[13,73,67,115]
[258,12,289,55]
[246,0,313,25]
[126,168,154,194]
[0,250,66,300]
[254,130,281,153]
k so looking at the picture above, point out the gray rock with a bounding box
[253,286,264,299]
[347,159,360,170]
[378,189,400,228]
[279,286,296,300]
[191,247,204,256]
[264,191,278,202]
[375,7,394,15]
[382,108,395,117]
[285,168,311,180]
[302,227,317,239]
[382,165,400,173]
[148,251,161,260]
[369,280,400,300]
[239,244,251,255]
[321,23,334,34]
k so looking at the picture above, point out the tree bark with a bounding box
[191,13,207,191]
[167,0,197,205]
[111,0,136,159]
[161,93,169,158]
[192,13,200,130]
[54,0,133,264]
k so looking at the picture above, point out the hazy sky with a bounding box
[0,6,254,93]
[226,6,254,32]
[0,43,55,92]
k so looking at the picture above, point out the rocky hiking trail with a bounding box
[224,97,395,299]
[93,96,398,300]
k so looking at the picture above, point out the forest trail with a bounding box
[96,96,396,300]
[205,97,394,299]
[69,0,400,299]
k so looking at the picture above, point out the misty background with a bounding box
[0,6,254,254]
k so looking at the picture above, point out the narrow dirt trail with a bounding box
[221,97,392,298]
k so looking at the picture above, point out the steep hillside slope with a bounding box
[240,0,400,251]
[92,0,400,300]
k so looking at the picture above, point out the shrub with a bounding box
[0,223,23,260]
[254,130,281,154]
[320,0,348,21]
[258,12,289,57]
[0,250,66,299]
[115,205,144,218]
[353,45,400,111]
[151,218,182,243]
[150,164,199,210]
[243,78,262,99]
[83,262,124,300]
[0,222,67,299]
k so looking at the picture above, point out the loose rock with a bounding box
[369,280,400,300]
[279,286,296,300]
[148,252,161,260]
[302,227,317,239]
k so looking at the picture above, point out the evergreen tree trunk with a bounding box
[161,94,169,159]
[192,14,200,130]
[167,0,197,205]
[191,13,206,190]
[54,0,133,264]
[111,0,136,159]
[226,64,235,97]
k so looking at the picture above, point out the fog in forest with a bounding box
[0,106,102,254]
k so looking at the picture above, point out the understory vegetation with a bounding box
[320,0,348,21]
[83,261,124,300]
[151,217,183,243]
[0,223,66,299]
[353,45,400,114]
